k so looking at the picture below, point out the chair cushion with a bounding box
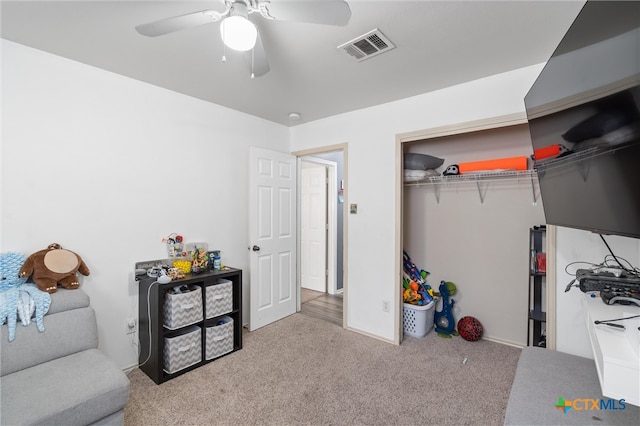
[1,306,98,376]
[1,348,129,426]
[47,288,90,315]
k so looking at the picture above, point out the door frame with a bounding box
[292,143,348,328]
[299,157,337,296]
[395,114,525,343]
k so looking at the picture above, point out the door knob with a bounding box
[252,245,260,252]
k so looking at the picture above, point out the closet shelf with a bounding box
[405,169,539,204]
[405,169,537,186]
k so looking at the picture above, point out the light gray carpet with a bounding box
[124,313,520,425]
[505,347,640,426]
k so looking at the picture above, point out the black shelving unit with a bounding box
[528,226,546,347]
[138,268,242,384]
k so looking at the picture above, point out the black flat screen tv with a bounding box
[525,1,640,239]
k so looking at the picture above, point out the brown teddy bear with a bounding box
[19,243,90,293]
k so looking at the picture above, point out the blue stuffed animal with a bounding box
[0,252,51,341]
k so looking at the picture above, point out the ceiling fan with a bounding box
[135,0,352,78]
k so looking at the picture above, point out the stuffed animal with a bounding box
[19,243,90,293]
[443,164,460,176]
[0,252,29,340]
[1,252,51,341]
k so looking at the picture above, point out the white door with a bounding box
[248,147,297,331]
[301,164,327,292]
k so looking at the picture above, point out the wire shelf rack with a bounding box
[404,169,539,204]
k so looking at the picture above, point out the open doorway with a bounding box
[296,148,345,327]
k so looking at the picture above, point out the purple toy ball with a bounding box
[458,316,483,342]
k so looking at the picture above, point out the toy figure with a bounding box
[434,280,458,338]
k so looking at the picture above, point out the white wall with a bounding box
[290,64,546,342]
[1,40,289,370]
[555,227,640,358]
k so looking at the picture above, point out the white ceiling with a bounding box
[1,0,585,126]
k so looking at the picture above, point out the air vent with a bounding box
[338,28,395,61]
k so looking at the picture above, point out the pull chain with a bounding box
[250,48,255,79]
[221,23,227,62]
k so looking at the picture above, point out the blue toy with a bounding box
[403,250,429,285]
[402,250,434,305]
[434,280,458,338]
[0,252,51,341]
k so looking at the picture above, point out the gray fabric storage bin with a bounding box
[163,325,201,374]
[163,285,203,330]
[206,316,234,360]
[205,279,233,319]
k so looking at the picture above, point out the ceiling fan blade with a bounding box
[135,10,223,37]
[261,0,351,26]
[245,30,270,77]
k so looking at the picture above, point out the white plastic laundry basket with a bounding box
[403,301,435,338]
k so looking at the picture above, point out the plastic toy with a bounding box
[458,316,483,341]
[403,250,429,285]
[402,250,434,306]
[190,246,209,273]
[434,280,458,338]
[163,233,185,258]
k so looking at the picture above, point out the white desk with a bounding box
[583,292,640,407]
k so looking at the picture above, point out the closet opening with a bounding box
[396,115,554,348]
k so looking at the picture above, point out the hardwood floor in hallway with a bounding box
[300,288,343,327]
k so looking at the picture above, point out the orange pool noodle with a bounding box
[458,156,528,173]
[533,144,561,160]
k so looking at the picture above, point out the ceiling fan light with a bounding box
[220,15,257,52]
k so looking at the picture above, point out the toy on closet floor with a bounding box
[434,280,458,338]
[402,250,434,305]
[458,316,483,341]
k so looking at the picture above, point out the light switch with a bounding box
[349,204,357,214]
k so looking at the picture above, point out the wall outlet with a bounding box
[125,318,137,335]
[382,300,390,312]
